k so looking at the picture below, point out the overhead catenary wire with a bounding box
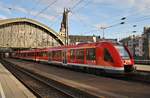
[49,0,85,30]
[70,1,150,39]
[67,0,95,35]
[97,3,150,26]
[28,0,41,17]
[78,10,150,38]
[31,0,150,38]
[33,0,58,18]
[71,11,94,28]
[73,0,92,12]
[71,0,85,10]
[69,1,127,35]
[110,5,150,25]
[50,15,62,27]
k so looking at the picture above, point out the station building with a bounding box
[120,26,150,60]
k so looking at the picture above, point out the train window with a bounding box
[86,48,96,60]
[104,48,113,62]
[52,51,55,58]
[37,52,39,56]
[27,53,29,56]
[115,46,130,59]
[39,52,47,56]
[39,52,42,56]
[30,53,32,56]
[52,50,62,58]
[70,49,75,59]
[29,53,31,56]
[57,50,62,57]
[76,49,84,59]
[31,52,34,56]
[43,52,48,56]
[43,52,46,56]
[48,51,53,60]
[23,53,26,57]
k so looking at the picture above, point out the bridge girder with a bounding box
[0,18,64,49]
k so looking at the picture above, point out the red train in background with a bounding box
[12,41,136,73]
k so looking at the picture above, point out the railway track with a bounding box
[60,63,150,84]
[0,59,99,98]
[5,58,150,85]
[32,59,150,84]
[129,70,150,84]
[44,61,150,85]
[107,71,150,84]
[88,68,150,85]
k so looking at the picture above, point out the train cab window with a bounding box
[76,49,84,59]
[104,48,113,62]
[115,46,130,59]
[86,48,96,60]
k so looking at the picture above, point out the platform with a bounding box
[0,63,36,98]
[135,64,150,72]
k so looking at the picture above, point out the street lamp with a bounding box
[8,8,12,10]
[133,25,137,27]
[100,21,125,39]
[100,27,106,39]
[120,22,125,24]
[121,17,126,20]
[133,31,136,33]
[132,25,137,58]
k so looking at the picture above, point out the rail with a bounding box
[0,59,100,98]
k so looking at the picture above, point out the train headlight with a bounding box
[123,60,131,65]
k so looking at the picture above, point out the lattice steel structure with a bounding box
[0,18,64,49]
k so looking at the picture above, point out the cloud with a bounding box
[92,0,150,11]
[133,0,150,11]
[95,23,109,29]
[92,0,135,6]
[0,2,12,14]
[13,6,28,14]
[37,13,57,21]
[29,10,58,22]
[36,0,84,14]
[0,1,58,22]
[70,12,88,21]
[0,14,7,19]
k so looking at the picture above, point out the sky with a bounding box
[0,0,150,40]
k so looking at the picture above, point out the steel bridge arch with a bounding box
[0,18,64,46]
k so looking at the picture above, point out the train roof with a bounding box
[48,41,121,50]
[14,41,121,53]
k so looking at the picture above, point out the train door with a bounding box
[76,49,84,64]
[70,49,76,63]
[86,48,96,65]
[103,48,114,68]
[62,49,67,63]
[48,51,52,61]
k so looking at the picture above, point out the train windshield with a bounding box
[115,46,130,59]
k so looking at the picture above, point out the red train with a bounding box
[12,41,136,73]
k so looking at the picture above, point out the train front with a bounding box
[115,45,136,72]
